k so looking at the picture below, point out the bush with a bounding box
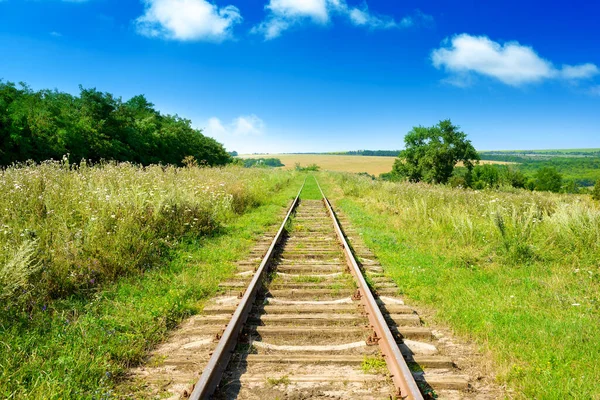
[472,164,500,189]
[592,180,600,200]
[535,167,563,193]
[295,163,320,172]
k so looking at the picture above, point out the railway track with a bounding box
[181,179,469,400]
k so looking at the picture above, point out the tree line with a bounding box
[0,81,231,167]
[238,158,284,168]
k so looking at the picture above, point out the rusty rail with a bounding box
[315,178,424,400]
[189,179,305,400]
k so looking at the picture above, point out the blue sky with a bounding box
[1,0,599,154]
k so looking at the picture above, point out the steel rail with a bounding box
[189,179,306,400]
[315,178,424,400]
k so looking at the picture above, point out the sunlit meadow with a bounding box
[0,160,293,308]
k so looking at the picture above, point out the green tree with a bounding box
[535,167,563,193]
[0,80,232,167]
[392,120,480,184]
[471,164,500,189]
[592,180,600,200]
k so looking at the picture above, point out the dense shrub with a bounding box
[592,180,600,200]
[535,167,563,193]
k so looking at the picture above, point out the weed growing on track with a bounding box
[361,356,387,374]
[322,172,600,399]
[0,163,301,399]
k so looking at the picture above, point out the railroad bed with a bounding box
[131,183,472,399]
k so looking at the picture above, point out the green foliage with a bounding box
[295,163,320,172]
[465,164,529,190]
[471,164,500,189]
[392,119,480,184]
[0,240,41,305]
[0,81,231,166]
[0,162,294,310]
[592,180,600,200]
[361,356,387,374]
[241,158,284,168]
[535,167,563,193]
[480,151,600,188]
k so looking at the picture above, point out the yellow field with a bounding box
[241,154,513,175]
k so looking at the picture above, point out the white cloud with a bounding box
[253,0,431,40]
[205,115,266,138]
[268,0,329,23]
[560,63,599,80]
[203,115,267,154]
[135,0,242,42]
[347,6,395,29]
[432,34,599,86]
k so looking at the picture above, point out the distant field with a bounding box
[241,154,396,175]
[241,154,511,175]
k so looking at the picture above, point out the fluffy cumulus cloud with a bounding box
[432,34,599,86]
[135,0,242,41]
[204,115,266,138]
[253,0,431,40]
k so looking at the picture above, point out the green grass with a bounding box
[322,172,600,399]
[266,375,290,386]
[0,166,303,399]
[360,356,387,374]
[300,175,324,200]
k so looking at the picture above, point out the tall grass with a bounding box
[324,173,600,398]
[0,161,294,310]
[332,173,600,265]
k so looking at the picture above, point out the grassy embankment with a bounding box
[0,162,301,399]
[321,172,599,399]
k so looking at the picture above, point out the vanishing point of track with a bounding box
[187,179,464,399]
